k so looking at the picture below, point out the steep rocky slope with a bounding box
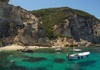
[0,0,100,47]
[0,1,49,46]
[31,7,100,45]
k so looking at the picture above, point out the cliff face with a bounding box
[51,15,100,46]
[0,0,9,3]
[31,7,100,45]
[68,15,100,43]
[0,1,49,46]
[0,1,100,47]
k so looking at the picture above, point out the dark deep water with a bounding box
[0,47,100,70]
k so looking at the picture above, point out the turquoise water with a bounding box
[0,47,100,70]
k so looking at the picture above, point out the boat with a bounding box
[73,49,82,52]
[55,47,61,52]
[66,49,90,60]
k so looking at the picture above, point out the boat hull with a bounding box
[67,52,90,60]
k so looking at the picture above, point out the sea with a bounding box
[0,47,100,70]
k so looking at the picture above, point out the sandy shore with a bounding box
[0,45,56,51]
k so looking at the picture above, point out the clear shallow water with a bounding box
[0,47,100,70]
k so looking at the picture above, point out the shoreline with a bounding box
[0,45,57,51]
[0,44,99,51]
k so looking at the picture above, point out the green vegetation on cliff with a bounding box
[30,7,99,39]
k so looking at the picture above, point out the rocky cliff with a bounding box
[0,1,100,47]
[31,7,100,46]
[0,1,49,46]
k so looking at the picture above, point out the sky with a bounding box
[9,0,100,19]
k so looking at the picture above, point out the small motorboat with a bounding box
[55,47,61,52]
[73,49,82,52]
[66,49,90,60]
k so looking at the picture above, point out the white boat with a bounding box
[73,49,82,52]
[55,47,61,51]
[66,49,90,60]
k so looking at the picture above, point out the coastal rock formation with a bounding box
[31,7,100,46]
[68,14,100,43]
[0,1,100,47]
[0,0,9,4]
[51,15,100,46]
[0,1,48,46]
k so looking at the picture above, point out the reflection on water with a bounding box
[23,57,47,62]
[77,60,96,67]
[0,47,100,70]
[10,64,27,70]
[54,58,65,63]
[31,67,46,70]
[66,67,84,70]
